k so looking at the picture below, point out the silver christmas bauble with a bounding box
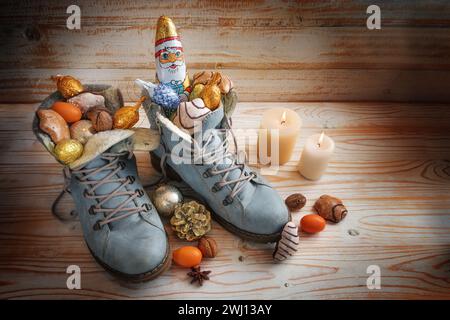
[152,184,183,217]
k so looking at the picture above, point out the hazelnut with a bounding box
[86,107,112,132]
[198,236,218,258]
[285,193,306,212]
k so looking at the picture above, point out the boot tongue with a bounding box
[201,107,224,132]
[197,107,254,200]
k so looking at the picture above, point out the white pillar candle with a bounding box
[298,132,335,180]
[258,108,302,165]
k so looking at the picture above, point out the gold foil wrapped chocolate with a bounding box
[193,71,234,94]
[113,96,146,129]
[200,72,222,110]
[189,84,204,101]
[54,139,83,164]
[170,200,211,241]
[51,75,84,99]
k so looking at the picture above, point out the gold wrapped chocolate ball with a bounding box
[170,200,211,241]
[54,139,83,164]
[51,75,84,99]
[200,72,221,110]
[113,96,146,129]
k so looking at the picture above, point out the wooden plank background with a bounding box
[1,0,450,102]
[0,102,449,299]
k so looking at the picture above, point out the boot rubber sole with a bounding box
[87,238,171,283]
[151,152,284,243]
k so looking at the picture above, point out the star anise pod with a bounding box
[187,266,211,286]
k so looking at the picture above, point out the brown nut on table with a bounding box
[285,193,306,212]
[86,107,113,132]
[314,194,348,223]
[198,236,218,258]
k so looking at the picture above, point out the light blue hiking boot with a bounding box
[34,85,170,282]
[143,92,290,243]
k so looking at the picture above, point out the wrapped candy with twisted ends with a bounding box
[273,221,299,262]
[113,96,146,129]
[200,72,222,110]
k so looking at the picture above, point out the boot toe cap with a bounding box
[242,185,289,236]
[104,226,169,277]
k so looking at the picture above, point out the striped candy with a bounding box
[273,221,299,262]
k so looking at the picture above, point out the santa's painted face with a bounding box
[156,47,186,84]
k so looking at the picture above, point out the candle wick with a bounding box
[281,120,286,125]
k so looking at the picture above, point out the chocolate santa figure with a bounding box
[155,16,190,100]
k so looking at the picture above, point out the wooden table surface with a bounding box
[0,101,449,299]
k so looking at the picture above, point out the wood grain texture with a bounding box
[1,0,450,102]
[2,0,450,27]
[0,102,449,299]
[2,68,450,103]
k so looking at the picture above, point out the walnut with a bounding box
[198,236,218,258]
[86,107,113,132]
[285,193,306,212]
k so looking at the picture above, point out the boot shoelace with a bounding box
[60,151,149,230]
[160,116,256,205]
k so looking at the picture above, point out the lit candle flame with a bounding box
[281,111,286,125]
[318,131,325,147]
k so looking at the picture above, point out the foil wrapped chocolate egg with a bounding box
[51,75,84,99]
[54,139,83,164]
[113,96,146,129]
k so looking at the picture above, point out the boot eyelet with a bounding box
[83,190,93,197]
[136,189,144,197]
[127,175,135,184]
[119,161,126,169]
[223,196,233,206]
[93,220,102,231]
[142,203,152,212]
[203,169,212,178]
[212,183,222,193]
[89,205,96,215]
